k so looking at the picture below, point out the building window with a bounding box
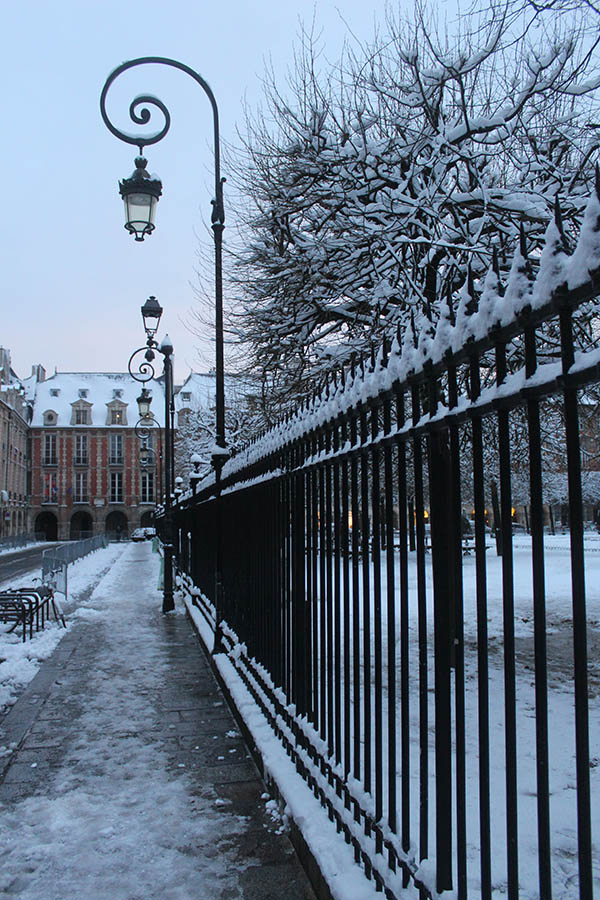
[74,408,89,425]
[44,433,57,465]
[43,411,57,426]
[73,471,88,503]
[181,392,191,401]
[141,471,154,503]
[110,472,123,503]
[110,434,123,464]
[111,408,124,425]
[78,389,88,398]
[75,434,88,465]
[50,388,60,397]
[43,472,57,503]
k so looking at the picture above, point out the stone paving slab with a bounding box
[0,544,317,900]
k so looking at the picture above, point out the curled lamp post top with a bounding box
[100,56,224,224]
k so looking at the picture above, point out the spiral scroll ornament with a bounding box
[100,66,172,154]
[128,345,157,384]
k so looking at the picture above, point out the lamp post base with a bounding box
[162,542,175,614]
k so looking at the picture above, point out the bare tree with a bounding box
[228,0,600,415]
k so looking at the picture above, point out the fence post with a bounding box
[427,402,454,894]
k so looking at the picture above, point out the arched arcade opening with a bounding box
[70,511,93,541]
[35,511,58,541]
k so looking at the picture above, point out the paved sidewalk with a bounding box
[0,543,316,900]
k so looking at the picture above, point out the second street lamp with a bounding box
[129,296,176,614]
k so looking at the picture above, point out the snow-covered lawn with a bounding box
[0,543,127,716]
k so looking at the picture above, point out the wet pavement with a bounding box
[0,543,316,899]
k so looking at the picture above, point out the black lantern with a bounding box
[136,387,152,419]
[141,295,163,340]
[139,444,152,466]
[119,157,162,241]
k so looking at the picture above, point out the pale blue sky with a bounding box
[1,0,427,383]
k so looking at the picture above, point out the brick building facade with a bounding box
[28,372,165,541]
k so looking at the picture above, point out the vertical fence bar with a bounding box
[470,353,492,899]
[412,382,429,886]
[325,422,334,761]
[333,414,342,771]
[426,370,453,894]
[371,399,383,854]
[340,414,351,803]
[448,361,467,899]
[559,300,593,900]
[397,386,411,887]
[319,429,327,745]
[496,339,519,899]
[350,407,362,834]
[524,322,552,899]
[360,401,372,812]
[383,388,397,866]
[311,451,320,733]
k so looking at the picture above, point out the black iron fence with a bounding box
[168,186,600,898]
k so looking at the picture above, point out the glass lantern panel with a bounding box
[125,192,153,227]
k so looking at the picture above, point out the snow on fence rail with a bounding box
[166,181,600,899]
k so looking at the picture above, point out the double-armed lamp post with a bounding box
[100,59,228,634]
[129,296,175,613]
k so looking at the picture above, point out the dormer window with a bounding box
[50,388,60,397]
[113,389,123,399]
[106,399,128,426]
[71,400,92,426]
[181,392,191,401]
[43,410,57,426]
[78,389,89,398]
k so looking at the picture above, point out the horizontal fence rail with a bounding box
[166,185,600,899]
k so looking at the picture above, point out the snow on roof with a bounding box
[30,372,166,428]
[174,372,252,412]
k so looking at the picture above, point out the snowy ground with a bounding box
[1,535,597,898]
[0,544,265,900]
[0,542,126,715]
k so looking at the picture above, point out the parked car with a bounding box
[131,528,146,542]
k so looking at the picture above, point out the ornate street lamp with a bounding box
[128,299,175,614]
[140,295,163,341]
[101,58,229,645]
[119,157,162,241]
[136,387,153,420]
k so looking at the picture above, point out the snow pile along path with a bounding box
[0,542,127,715]
[0,543,251,900]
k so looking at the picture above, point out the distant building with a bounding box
[28,372,166,540]
[0,348,31,538]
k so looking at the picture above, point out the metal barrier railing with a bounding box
[0,533,46,552]
[42,534,109,582]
